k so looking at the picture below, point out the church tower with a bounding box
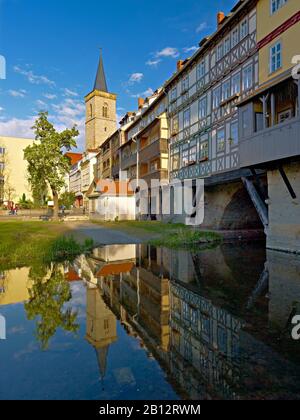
[85,52,117,151]
[85,284,117,383]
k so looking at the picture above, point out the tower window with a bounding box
[103,103,109,118]
[89,104,93,118]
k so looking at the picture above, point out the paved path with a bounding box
[65,222,143,245]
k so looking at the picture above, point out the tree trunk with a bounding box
[53,191,59,220]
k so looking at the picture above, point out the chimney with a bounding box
[138,97,145,109]
[217,11,225,27]
[177,60,184,72]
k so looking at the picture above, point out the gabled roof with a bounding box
[65,152,82,166]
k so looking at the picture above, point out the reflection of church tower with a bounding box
[85,51,117,152]
[85,284,117,382]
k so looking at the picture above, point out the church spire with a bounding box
[94,50,108,92]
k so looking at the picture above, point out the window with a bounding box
[200,314,210,338]
[199,96,207,119]
[224,37,231,55]
[172,148,180,170]
[102,103,108,118]
[182,147,189,167]
[0,147,5,155]
[255,112,264,131]
[217,326,227,354]
[170,87,177,103]
[240,19,248,39]
[242,65,253,91]
[241,107,252,137]
[200,141,209,159]
[222,80,231,102]
[230,121,239,146]
[182,302,190,322]
[217,43,224,61]
[231,73,241,96]
[213,87,221,109]
[278,109,292,123]
[184,339,193,362]
[217,128,225,152]
[150,160,159,172]
[189,139,197,163]
[0,162,4,172]
[271,0,287,14]
[171,116,179,135]
[191,307,198,330]
[231,27,239,47]
[182,76,189,93]
[197,60,205,80]
[183,108,190,129]
[89,104,93,118]
[270,41,282,73]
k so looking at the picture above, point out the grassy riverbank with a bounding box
[0,221,93,269]
[149,229,223,249]
[92,220,222,249]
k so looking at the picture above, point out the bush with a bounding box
[59,192,76,210]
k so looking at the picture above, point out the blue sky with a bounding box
[0,0,236,150]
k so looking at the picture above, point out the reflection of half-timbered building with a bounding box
[170,282,242,400]
[167,1,258,182]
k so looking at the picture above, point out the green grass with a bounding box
[91,220,187,237]
[0,221,93,269]
[92,219,222,250]
[149,229,223,249]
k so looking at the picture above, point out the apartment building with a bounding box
[166,0,259,183]
[0,136,35,204]
[238,0,300,252]
[69,159,83,208]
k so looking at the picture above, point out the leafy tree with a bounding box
[24,112,79,219]
[0,144,16,203]
[18,193,34,209]
[59,191,76,210]
[25,263,79,350]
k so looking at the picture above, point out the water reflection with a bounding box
[1,243,300,400]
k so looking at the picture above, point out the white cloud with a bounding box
[196,22,208,33]
[156,47,179,58]
[0,116,35,138]
[128,73,144,84]
[43,93,57,100]
[36,99,47,108]
[0,97,86,151]
[183,46,198,54]
[0,107,4,112]
[63,88,78,97]
[9,89,27,98]
[131,88,154,99]
[14,65,55,87]
[146,59,162,67]
[51,97,85,150]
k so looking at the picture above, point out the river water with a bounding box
[1,242,300,400]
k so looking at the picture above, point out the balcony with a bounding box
[139,138,168,164]
[141,169,169,186]
[121,153,137,170]
[112,164,119,178]
[240,116,300,168]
